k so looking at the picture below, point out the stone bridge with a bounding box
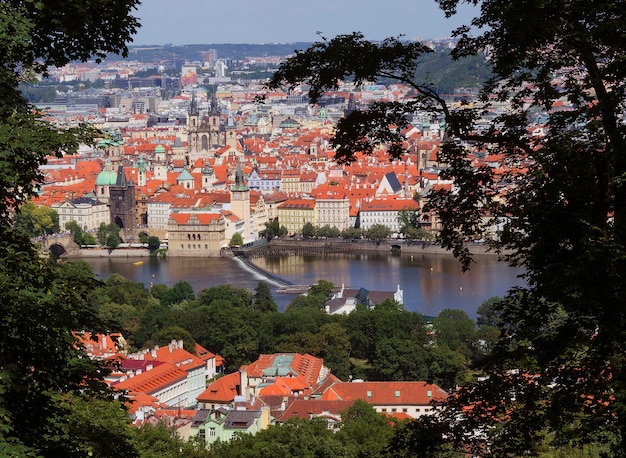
[38,234,80,258]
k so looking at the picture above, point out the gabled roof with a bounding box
[223,409,261,429]
[113,362,187,395]
[143,341,205,372]
[243,353,327,389]
[197,371,240,404]
[274,399,355,422]
[320,381,447,406]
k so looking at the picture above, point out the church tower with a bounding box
[225,112,238,148]
[187,93,201,160]
[136,155,148,187]
[109,165,137,240]
[153,144,168,182]
[229,162,250,241]
[202,159,215,190]
[207,95,222,146]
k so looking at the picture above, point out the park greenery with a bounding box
[266,0,626,455]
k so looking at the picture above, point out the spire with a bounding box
[209,91,220,115]
[115,165,127,187]
[188,92,199,115]
[231,161,248,191]
[202,159,214,176]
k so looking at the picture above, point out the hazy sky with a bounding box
[131,1,477,45]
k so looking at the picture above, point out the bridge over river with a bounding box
[38,234,80,258]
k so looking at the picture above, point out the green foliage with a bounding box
[229,232,244,246]
[196,284,252,308]
[413,49,492,94]
[336,400,394,457]
[209,417,351,458]
[151,325,196,351]
[367,224,391,241]
[65,220,84,245]
[0,229,113,455]
[133,303,174,349]
[317,224,341,238]
[397,208,429,240]
[252,281,278,313]
[432,309,478,361]
[18,83,57,103]
[52,394,138,458]
[160,280,196,307]
[269,2,626,452]
[14,201,59,237]
[302,221,316,238]
[375,298,404,311]
[147,235,161,251]
[267,32,438,163]
[135,422,210,458]
[97,222,122,249]
[264,218,286,239]
[342,227,363,239]
[385,415,456,458]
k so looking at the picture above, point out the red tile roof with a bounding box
[320,381,447,406]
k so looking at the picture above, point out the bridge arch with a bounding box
[48,242,67,259]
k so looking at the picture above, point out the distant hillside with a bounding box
[109,43,491,94]
[121,43,314,63]
[413,50,492,94]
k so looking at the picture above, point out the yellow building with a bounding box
[167,212,226,256]
[277,199,315,235]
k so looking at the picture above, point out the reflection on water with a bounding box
[85,253,524,318]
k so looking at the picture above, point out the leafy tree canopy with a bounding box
[229,232,244,246]
[0,2,139,453]
[267,3,626,451]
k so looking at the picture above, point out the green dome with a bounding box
[136,155,148,172]
[95,163,118,186]
[154,144,166,153]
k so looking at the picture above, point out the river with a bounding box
[85,253,524,318]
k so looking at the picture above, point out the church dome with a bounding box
[95,162,118,186]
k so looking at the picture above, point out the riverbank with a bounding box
[242,238,500,258]
[74,248,151,258]
[71,238,501,259]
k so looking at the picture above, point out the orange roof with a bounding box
[114,362,187,395]
[144,342,205,373]
[275,399,355,422]
[168,212,222,225]
[197,371,240,404]
[321,381,447,406]
[360,198,419,212]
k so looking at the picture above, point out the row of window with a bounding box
[378,406,433,414]
[179,244,210,250]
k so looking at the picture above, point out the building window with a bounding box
[209,427,216,437]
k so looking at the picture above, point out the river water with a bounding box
[85,253,524,319]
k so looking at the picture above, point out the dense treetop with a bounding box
[267,0,626,455]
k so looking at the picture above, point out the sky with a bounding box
[131,0,477,46]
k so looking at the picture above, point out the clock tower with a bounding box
[230,162,250,241]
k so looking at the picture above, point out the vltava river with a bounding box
[85,253,524,318]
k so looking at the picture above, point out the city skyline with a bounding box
[132,1,477,46]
